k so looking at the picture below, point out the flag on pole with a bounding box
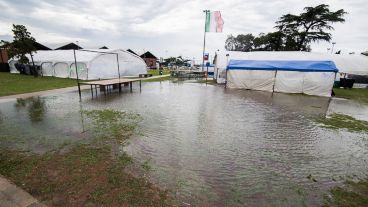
[205,11,224,33]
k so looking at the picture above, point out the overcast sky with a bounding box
[0,0,367,61]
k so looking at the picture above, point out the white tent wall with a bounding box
[117,50,147,76]
[70,63,87,79]
[273,71,336,97]
[302,72,336,97]
[87,53,119,80]
[53,62,70,78]
[274,71,304,94]
[41,62,53,76]
[227,69,336,97]
[227,70,275,92]
[87,50,146,80]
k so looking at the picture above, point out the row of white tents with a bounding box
[9,49,147,80]
[214,51,368,97]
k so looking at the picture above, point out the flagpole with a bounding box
[202,10,209,72]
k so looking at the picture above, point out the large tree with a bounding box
[225,4,346,52]
[225,34,255,52]
[276,4,346,51]
[1,24,37,64]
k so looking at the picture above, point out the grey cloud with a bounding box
[0,0,367,59]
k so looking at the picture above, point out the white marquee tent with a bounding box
[214,51,368,84]
[9,49,147,80]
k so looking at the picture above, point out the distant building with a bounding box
[0,48,9,72]
[140,51,157,69]
[0,48,8,63]
[55,43,83,50]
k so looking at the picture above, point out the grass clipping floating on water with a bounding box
[315,113,368,132]
[0,109,172,207]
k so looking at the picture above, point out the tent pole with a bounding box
[272,70,278,93]
[202,10,209,72]
[225,69,227,89]
[116,53,121,81]
[74,49,81,100]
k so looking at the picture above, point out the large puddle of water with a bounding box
[1,81,367,206]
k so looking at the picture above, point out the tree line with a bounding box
[225,4,346,52]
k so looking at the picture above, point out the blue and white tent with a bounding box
[227,59,337,97]
[214,51,368,97]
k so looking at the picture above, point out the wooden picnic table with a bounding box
[79,78,142,97]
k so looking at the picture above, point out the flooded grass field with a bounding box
[0,81,368,206]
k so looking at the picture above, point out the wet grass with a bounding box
[0,109,173,207]
[0,72,77,97]
[334,88,368,103]
[83,109,141,144]
[315,113,368,132]
[193,79,216,85]
[142,75,173,82]
[147,69,171,76]
[325,179,368,207]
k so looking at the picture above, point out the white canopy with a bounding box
[9,49,147,80]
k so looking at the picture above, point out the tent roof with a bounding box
[127,49,138,56]
[227,60,338,72]
[216,51,368,75]
[17,49,143,63]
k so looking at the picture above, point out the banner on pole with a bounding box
[205,11,224,33]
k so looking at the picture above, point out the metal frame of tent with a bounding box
[73,49,121,99]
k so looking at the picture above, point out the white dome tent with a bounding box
[9,49,147,80]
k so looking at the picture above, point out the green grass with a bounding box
[325,179,368,207]
[334,88,368,103]
[315,113,368,132]
[0,72,77,97]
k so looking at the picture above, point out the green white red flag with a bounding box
[205,11,224,33]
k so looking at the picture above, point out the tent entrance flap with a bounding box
[227,60,338,72]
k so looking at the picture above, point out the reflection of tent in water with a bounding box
[214,51,368,97]
[224,89,330,116]
[9,49,147,80]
